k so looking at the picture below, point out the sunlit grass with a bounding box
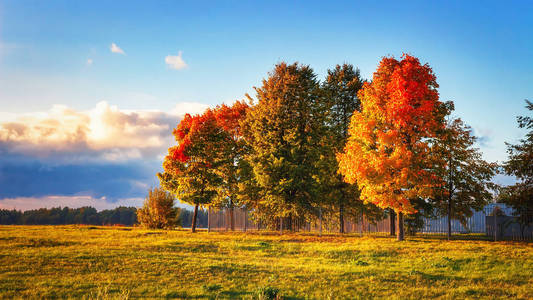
[0,226,531,299]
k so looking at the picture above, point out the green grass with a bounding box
[0,226,532,299]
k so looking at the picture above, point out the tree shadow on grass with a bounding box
[409,234,493,242]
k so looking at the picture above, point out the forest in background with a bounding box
[0,206,208,228]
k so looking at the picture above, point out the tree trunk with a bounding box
[279,217,283,235]
[448,154,453,240]
[389,209,396,236]
[191,204,199,233]
[319,208,323,237]
[207,207,211,233]
[396,211,404,241]
[360,212,363,237]
[288,213,293,232]
[244,209,247,232]
[229,200,235,231]
[447,198,452,240]
[362,212,365,233]
[339,201,345,234]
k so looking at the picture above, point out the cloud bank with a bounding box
[0,101,209,162]
[0,101,210,210]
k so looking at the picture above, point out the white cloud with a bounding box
[86,58,93,66]
[165,51,187,70]
[110,43,125,55]
[170,102,210,116]
[0,101,210,162]
[0,195,144,211]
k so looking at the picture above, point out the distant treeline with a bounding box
[0,206,208,227]
[0,207,138,226]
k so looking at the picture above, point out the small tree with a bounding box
[211,101,249,231]
[501,100,533,238]
[321,64,368,233]
[159,109,226,232]
[432,115,497,239]
[137,187,180,229]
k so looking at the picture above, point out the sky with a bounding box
[1,0,532,211]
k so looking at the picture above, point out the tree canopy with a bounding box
[432,115,497,238]
[501,100,533,237]
[158,109,227,232]
[337,55,446,240]
[242,62,325,223]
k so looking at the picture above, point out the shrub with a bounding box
[137,187,180,229]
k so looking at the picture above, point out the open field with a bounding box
[0,226,532,299]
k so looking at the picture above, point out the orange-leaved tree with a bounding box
[211,100,249,231]
[337,54,446,241]
[158,109,227,232]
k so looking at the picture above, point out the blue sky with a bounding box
[0,0,532,210]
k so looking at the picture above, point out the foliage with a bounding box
[338,55,445,214]
[137,187,179,229]
[0,206,137,226]
[320,64,384,232]
[403,198,435,236]
[0,226,531,299]
[242,62,325,221]
[159,108,227,231]
[501,100,533,237]
[211,101,250,230]
[431,114,497,233]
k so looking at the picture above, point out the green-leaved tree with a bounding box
[501,100,533,238]
[242,62,325,228]
[321,64,384,233]
[433,114,497,239]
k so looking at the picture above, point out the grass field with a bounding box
[0,226,532,299]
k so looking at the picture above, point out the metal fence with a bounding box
[204,203,533,241]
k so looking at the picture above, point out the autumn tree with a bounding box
[137,187,180,229]
[242,62,325,229]
[211,101,249,231]
[337,55,445,241]
[432,115,497,239]
[501,100,533,238]
[158,109,227,232]
[319,64,384,232]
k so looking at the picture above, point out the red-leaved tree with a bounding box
[211,101,249,230]
[337,54,446,240]
[159,109,227,232]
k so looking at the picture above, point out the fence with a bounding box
[202,203,533,241]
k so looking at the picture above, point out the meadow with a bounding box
[0,226,532,299]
